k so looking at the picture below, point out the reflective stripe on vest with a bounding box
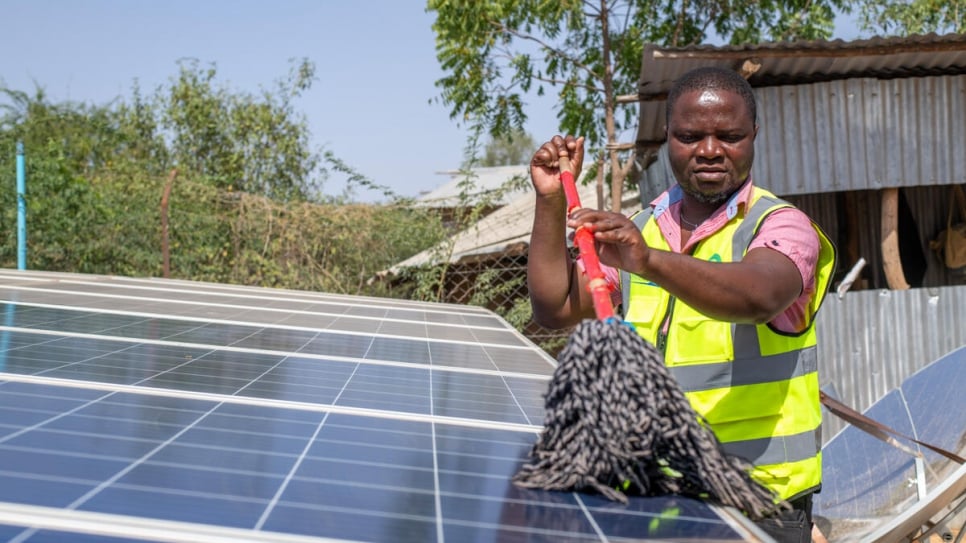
[619,186,836,500]
[668,345,817,392]
[722,426,823,466]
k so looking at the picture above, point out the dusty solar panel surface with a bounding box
[814,346,966,542]
[0,270,769,542]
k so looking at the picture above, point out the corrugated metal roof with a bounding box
[386,181,641,272]
[416,165,531,208]
[635,32,966,145]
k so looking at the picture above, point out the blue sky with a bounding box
[0,0,561,201]
[1,1,862,201]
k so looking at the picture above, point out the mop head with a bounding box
[513,319,784,520]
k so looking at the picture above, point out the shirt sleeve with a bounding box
[574,257,623,307]
[748,207,820,333]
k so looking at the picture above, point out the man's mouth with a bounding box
[693,169,728,182]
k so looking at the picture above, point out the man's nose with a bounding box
[696,136,723,159]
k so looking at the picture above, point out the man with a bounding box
[527,66,836,543]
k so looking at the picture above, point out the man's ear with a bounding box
[753,123,759,139]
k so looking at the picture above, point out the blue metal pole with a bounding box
[16,142,26,270]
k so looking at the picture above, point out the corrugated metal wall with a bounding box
[755,74,966,194]
[638,74,966,196]
[816,285,966,441]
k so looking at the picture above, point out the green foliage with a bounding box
[0,64,446,297]
[0,89,135,271]
[429,0,850,150]
[218,194,445,293]
[468,269,526,317]
[158,58,323,200]
[856,0,964,35]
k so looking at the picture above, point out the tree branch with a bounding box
[489,45,606,95]
[530,75,606,95]
[673,0,690,46]
[488,19,603,87]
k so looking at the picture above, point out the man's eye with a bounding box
[677,135,700,143]
[720,134,744,143]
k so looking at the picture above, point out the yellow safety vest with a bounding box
[619,186,836,501]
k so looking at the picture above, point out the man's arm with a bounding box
[638,247,802,324]
[526,135,596,329]
[567,209,804,325]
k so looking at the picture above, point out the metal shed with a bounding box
[632,33,966,438]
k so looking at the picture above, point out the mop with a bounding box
[512,156,783,520]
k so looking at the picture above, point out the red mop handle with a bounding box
[558,156,615,320]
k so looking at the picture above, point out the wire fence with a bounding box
[424,252,574,356]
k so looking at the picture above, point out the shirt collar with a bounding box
[650,178,755,220]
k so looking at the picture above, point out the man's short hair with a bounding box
[666,66,757,126]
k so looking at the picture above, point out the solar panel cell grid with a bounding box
[0,271,768,542]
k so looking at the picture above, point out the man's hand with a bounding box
[568,208,649,277]
[530,135,585,197]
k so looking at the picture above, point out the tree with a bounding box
[157,58,323,201]
[856,0,963,35]
[429,0,849,211]
[0,87,135,271]
[480,129,536,166]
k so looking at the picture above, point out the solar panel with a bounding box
[0,270,770,542]
[814,346,966,541]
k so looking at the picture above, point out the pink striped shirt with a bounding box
[584,180,819,333]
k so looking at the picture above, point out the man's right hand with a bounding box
[530,135,585,197]
[527,134,593,329]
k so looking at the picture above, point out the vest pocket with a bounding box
[669,315,731,365]
[624,296,661,341]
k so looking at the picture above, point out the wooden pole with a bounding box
[161,169,177,279]
[880,187,910,290]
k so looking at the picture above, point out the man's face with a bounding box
[666,89,758,205]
